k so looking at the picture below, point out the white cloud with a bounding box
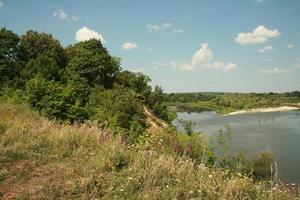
[225,63,237,71]
[260,68,292,74]
[209,62,237,71]
[75,27,106,44]
[235,25,281,45]
[163,22,172,29]
[148,47,153,52]
[287,44,295,48]
[0,0,4,7]
[258,45,273,53]
[54,9,68,19]
[147,22,184,34]
[53,8,78,21]
[190,43,213,68]
[154,61,178,69]
[155,43,236,72]
[147,24,161,32]
[256,0,263,3]
[173,29,185,33]
[121,42,138,50]
[71,16,78,22]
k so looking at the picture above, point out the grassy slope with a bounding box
[0,102,294,199]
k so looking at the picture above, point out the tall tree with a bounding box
[116,70,152,98]
[0,28,21,87]
[21,53,62,82]
[20,30,66,68]
[65,39,120,88]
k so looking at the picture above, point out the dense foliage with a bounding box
[0,28,170,141]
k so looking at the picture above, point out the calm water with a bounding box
[173,110,300,183]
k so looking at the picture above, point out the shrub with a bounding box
[253,151,274,180]
[86,85,145,131]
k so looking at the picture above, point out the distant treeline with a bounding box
[164,92,300,113]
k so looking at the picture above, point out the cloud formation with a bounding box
[121,42,138,50]
[260,68,292,74]
[235,25,280,45]
[287,44,295,48]
[155,43,236,72]
[173,29,185,33]
[75,27,105,44]
[258,46,273,53]
[147,22,184,34]
[54,8,78,21]
[0,0,4,8]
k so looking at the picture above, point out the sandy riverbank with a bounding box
[224,106,300,116]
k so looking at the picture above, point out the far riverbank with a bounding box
[224,106,300,116]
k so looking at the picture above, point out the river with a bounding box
[173,110,300,183]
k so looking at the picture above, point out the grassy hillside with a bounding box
[0,102,295,199]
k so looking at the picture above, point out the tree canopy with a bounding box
[0,27,170,142]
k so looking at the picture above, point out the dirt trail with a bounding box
[143,106,168,134]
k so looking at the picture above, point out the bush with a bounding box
[86,84,146,132]
[26,74,88,122]
[253,151,274,180]
[129,120,145,142]
[178,119,194,136]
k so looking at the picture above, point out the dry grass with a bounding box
[0,102,296,199]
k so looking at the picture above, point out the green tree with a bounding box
[0,28,21,87]
[25,74,49,109]
[21,53,62,82]
[26,74,88,122]
[147,85,169,121]
[86,84,145,131]
[19,30,66,68]
[116,70,152,99]
[65,39,120,88]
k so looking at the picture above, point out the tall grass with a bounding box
[0,102,296,199]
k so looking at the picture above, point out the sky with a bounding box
[0,0,300,93]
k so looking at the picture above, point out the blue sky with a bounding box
[1,0,299,93]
